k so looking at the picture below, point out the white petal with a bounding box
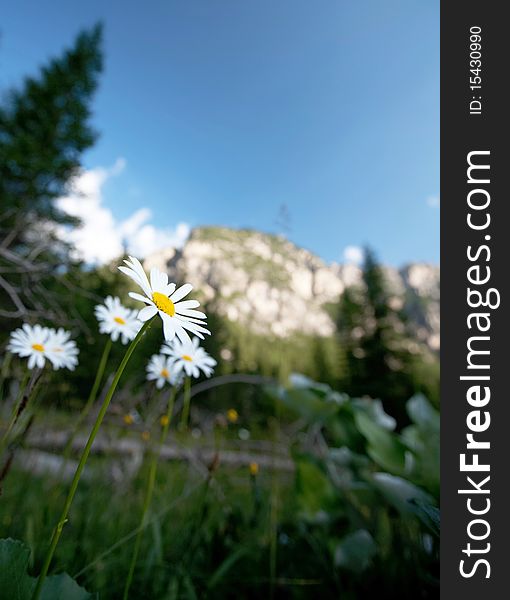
[121,257,152,297]
[163,283,177,296]
[169,283,193,303]
[138,305,158,322]
[174,361,184,375]
[129,292,152,305]
[151,268,169,292]
[174,322,192,344]
[160,312,176,341]
[174,300,200,310]
[178,319,210,337]
[174,307,207,319]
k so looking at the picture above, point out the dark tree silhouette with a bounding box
[0,24,103,321]
[337,247,416,424]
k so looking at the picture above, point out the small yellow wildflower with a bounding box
[226,408,239,423]
[123,414,134,425]
[249,462,259,476]
[160,415,170,427]
[141,430,151,442]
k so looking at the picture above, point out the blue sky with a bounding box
[1,0,439,266]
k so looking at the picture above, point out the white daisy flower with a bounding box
[94,295,141,344]
[118,256,210,343]
[162,337,217,379]
[7,324,51,369]
[45,328,79,371]
[146,354,182,389]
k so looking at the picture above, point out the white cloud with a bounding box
[56,159,190,264]
[427,195,440,208]
[343,245,364,265]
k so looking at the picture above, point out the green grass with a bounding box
[1,408,305,600]
[0,382,439,599]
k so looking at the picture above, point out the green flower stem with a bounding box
[82,337,113,423]
[123,385,177,600]
[31,319,153,600]
[179,376,191,431]
[0,369,30,459]
[60,338,112,466]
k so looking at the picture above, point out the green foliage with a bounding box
[354,411,407,474]
[0,373,439,598]
[0,538,91,599]
[336,247,439,425]
[0,24,102,323]
[0,24,102,222]
[269,375,440,496]
[332,529,377,574]
[264,375,439,596]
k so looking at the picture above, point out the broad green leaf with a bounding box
[295,458,335,519]
[354,411,406,474]
[333,529,377,573]
[329,446,370,469]
[40,573,91,600]
[0,538,34,600]
[0,538,92,600]
[370,473,435,515]
[278,387,339,422]
[354,398,396,430]
[407,395,439,433]
[408,499,440,537]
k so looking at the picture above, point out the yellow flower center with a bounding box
[160,415,170,426]
[124,414,134,425]
[182,354,193,362]
[31,343,45,352]
[114,316,126,325]
[152,292,175,316]
[160,368,170,378]
[227,409,238,423]
[249,462,259,476]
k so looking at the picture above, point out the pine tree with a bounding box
[0,24,103,322]
[337,247,416,424]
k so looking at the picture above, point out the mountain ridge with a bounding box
[144,226,440,349]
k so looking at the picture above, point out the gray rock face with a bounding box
[144,227,440,349]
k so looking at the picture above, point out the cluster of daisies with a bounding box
[147,337,217,389]
[7,324,79,371]
[7,255,216,387]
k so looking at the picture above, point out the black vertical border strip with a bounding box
[441,2,509,597]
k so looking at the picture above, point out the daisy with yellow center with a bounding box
[45,328,79,371]
[118,256,210,343]
[2,324,78,465]
[7,324,51,370]
[95,296,141,344]
[162,337,217,379]
[146,354,181,389]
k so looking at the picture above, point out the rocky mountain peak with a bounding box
[144,226,439,348]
